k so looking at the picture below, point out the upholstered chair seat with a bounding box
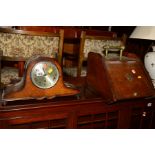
[63,66,87,77]
[1,67,21,85]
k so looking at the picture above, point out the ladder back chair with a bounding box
[77,30,127,77]
[63,29,119,77]
[0,27,64,86]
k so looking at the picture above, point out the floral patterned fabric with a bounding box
[83,39,122,58]
[63,67,87,77]
[0,32,60,58]
[1,67,21,85]
[0,32,60,85]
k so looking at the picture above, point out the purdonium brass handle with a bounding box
[103,45,125,60]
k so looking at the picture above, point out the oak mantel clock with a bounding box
[2,56,80,101]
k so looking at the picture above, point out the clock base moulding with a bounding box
[2,56,80,102]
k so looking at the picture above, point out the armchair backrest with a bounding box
[0,28,64,65]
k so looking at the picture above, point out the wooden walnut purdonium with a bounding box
[86,52,155,104]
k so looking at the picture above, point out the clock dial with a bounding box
[31,61,59,89]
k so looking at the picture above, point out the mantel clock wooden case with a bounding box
[2,56,79,101]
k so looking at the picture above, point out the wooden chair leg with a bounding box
[18,61,25,77]
[77,59,83,77]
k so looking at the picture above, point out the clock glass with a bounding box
[31,61,59,89]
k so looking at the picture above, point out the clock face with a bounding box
[31,61,59,89]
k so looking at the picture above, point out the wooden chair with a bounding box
[77,30,127,77]
[62,28,81,67]
[63,29,122,77]
[0,27,64,86]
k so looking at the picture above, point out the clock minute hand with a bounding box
[42,67,47,76]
